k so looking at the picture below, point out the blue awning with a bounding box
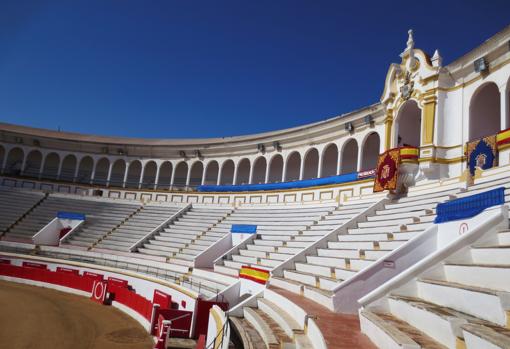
[57,211,86,220]
[231,224,257,234]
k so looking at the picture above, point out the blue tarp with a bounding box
[197,171,370,192]
[231,224,257,234]
[57,211,86,220]
[434,187,505,223]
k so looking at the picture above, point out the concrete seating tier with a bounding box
[136,205,233,263]
[361,221,510,348]
[270,187,461,299]
[0,188,45,236]
[7,195,140,242]
[92,204,184,251]
[214,202,353,276]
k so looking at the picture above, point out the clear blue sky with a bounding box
[0,1,509,139]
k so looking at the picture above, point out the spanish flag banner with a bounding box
[239,265,270,284]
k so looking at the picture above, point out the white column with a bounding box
[216,164,223,186]
[154,164,161,190]
[139,163,145,189]
[501,84,509,131]
[1,150,8,174]
[89,160,97,184]
[19,150,27,175]
[232,163,239,185]
[170,164,176,188]
[282,157,288,182]
[337,149,342,175]
[201,165,207,186]
[122,162,129,188]
[317,153,324,178]
[185,164,191,187]
[248,163,255,184]
[357,148,363,172]
[299,156,305,180]
[56,157,64,180]
[73,158,80,182]
[264,162,270,183]
[106,161,113,187]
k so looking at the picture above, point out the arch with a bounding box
[173,162,188,188]
[252,157,267,184]
[125,160,142,188]
[303,148,319,180]
[23,150,43,178]
[469,82,501,140]
[60,155,77,181]
[395,100,421,147]
[42,152,60,180]
[76,156,94,184]
[285,152,301,181]
[110,159,126,187]
[236,158,250,185]
[93,157,109,185]
[157,161,173,190]
[204,161,219,185]
[268,154,283,183]
[0,146,4,173]
[189,161,204,187]
[321,144,338,177]
[5,147,24,175]
[220,160,235,185]
[142,161,158,189]
[340,139,358,174]
[361,133,380,170]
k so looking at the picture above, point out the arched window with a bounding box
[60,155,77,181]
[361,133,380,170]
[252,157,267,184]
[321,144,338,177]
[268,154,283,183]
[469,82,501,140]
[236,159,250,185]
[157,162,173,190]
[285,152,301,181]
[76,156,94,184]
[396,100,421,147]
[5,148,24,175]
[204,161,219,185]
[93,158,109,185]
[126,160,142,188]
[220,160,234,185]
[303,148,319,180]
[341,139,358,174]
[110,159,126,187]
[173,162,188,188]
[42,153,60,180]
[189,162,204,187]
[23,150,43,178]
[142,161,158,189]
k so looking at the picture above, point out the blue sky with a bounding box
[0,1,509,139]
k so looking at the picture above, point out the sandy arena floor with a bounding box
[0,280,154,349]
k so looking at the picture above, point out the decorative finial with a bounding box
[406,29,414,51]
[432,49,442,67]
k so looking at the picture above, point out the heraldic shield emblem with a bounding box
[373,148,401,192]
[466,135,497,177]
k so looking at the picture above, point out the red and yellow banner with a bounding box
[373,148,400,192]
[496,128,510,148]
[239,265,270,284]
[399,146,419,161]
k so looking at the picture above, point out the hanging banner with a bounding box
[239,265,270,284]
[373,148,400,192]
[467,135,497,177]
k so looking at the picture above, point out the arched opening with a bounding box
[157,162,173,190]
[60,155,77,181]
[396,100,421,147]
[142,161,158,189]
[173,162,188,188]
[23,150,43,178]
[236,159,250,185]
[42,153,60,180]
[0,146,4,172]
[110,159,126,187]
[341,139,358,174]
[285,152,301,181]
[204,161,219,185]
[469,82,501,140]
[321,144,338,177]
[76,156,94,184]
[189,162,204,187]
[361,133,380,170]
[126,161,142,188]
[93,158,109,185]
[5,148,24,175]
[252,157,267,184]
[220,160,234,185]
[303,148,319,180]
[268,154,283,183]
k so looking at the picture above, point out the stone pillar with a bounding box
[154,164,161,190]
[106,161,113,187]
[138,163,145,189]
[500,84,509,131]
[122,162,129,188]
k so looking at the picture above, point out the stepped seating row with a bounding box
[214,203,344,276]
[270,187,460,301]
[136,206,233,263]
[92,204,184,251]
[0,188,45,235]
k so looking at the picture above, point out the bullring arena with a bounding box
[1,23,510,349]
